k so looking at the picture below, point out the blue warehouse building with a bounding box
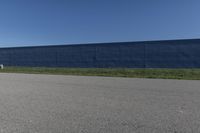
[0,38,200,68]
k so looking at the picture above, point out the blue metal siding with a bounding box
[146,40,200,68]
[0,39,200,68]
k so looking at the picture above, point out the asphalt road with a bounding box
[0,73,200,133]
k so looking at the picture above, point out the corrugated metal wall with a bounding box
[0,39,200,68]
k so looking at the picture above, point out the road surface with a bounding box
[0,73,200,133]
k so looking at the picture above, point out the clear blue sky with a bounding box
[0,0,200,47]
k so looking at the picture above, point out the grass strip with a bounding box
[0,67,200,80]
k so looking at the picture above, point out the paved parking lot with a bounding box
[0,73,200,133]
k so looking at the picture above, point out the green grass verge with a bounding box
[0,67,200,80]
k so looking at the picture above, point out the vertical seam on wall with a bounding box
[56,48,58,66]
[144,43,146,68]
[95,46,97,67]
